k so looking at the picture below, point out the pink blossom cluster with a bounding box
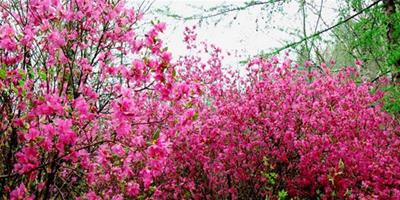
[185,56,400,199]
[0,0,399,199]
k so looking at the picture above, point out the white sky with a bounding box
[145,0,341,64]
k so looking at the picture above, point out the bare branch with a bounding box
[263,0,383,57]
[163,0,284,21]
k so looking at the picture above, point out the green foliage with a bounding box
[38,70,47,81]
[153,128,161,141]
[0,68,6,79]
[383,85,400,114]
[278,189,288,200]
[328,0,400,82]
[262,156,287,199]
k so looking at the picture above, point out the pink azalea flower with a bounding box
[10,183,27,200]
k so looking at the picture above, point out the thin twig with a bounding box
[167,0,284,21]
[263,0,382,57]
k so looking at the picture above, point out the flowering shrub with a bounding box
[0,0,399,199]
[163,29,400,199]
[0,0,179,199]
[207,58,400,199]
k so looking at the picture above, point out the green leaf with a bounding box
[11,83,18,94]
[18,69,26,80]
[153,129,160,141]
[18,80,25,87]
[172,69,176,78]
[27,66,34,79]
[0,68,6,79]
[345,188,352,196]
[38,70,47,80]
[339,159,345,170]
[278,189,288,200]
[49,67,56,76]
[192,112,199,121]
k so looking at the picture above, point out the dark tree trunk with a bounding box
[383,0,400,83]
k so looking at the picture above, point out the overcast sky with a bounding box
[144,0,340,64]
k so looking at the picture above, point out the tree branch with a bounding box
[165,0,284,21]
[263,0,383,57]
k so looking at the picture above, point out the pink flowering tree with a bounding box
[156,27,400,199]
[0,0,184,199]
[1,0,400,200]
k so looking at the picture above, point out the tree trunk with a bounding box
[383,0,400,83]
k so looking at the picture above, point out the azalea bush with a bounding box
[164,29,400,199]
[0,0,399,200]
[0,0,180,199]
